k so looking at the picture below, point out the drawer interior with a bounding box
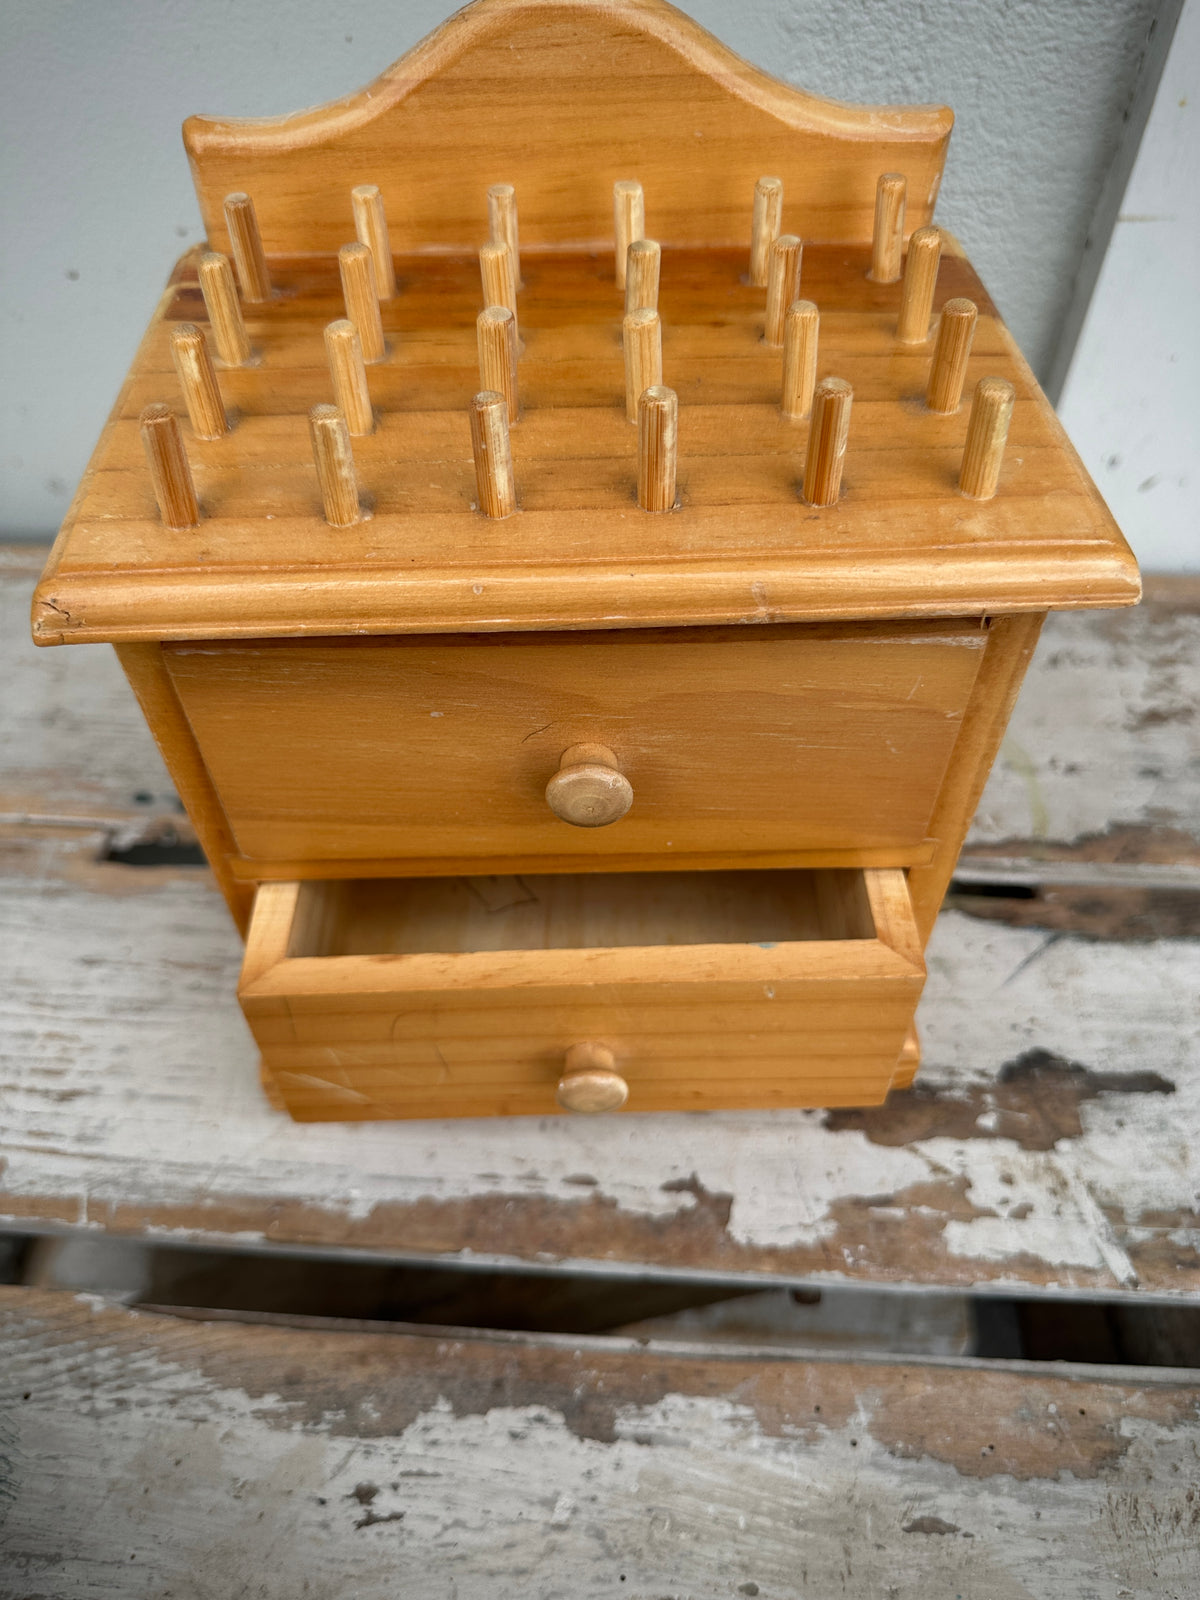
[287,869,876,958]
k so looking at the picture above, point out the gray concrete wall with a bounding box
[1059,0,1198,572]
[0,0,1164,538]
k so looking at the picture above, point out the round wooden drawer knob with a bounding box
[545,743,633,828]
[556,1043,629,1113]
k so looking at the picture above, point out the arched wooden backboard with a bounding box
[184,0,953,257]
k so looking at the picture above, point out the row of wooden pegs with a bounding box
[212,170,917,312]
[208,173,982,400]
[139,175,1014,530]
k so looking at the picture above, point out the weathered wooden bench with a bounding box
[4,1286,1199,1595]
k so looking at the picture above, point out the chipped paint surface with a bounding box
[2,1292,1200,1598]
[970,601,1200,861]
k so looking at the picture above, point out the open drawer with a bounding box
[239,868,925,1121]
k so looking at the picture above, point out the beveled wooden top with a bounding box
[33,239,1137,647]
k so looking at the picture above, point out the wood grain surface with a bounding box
[2,1288,1199,1597]
[238,868,924,1120]
[183,0,951,258]
[162,621,984,866]
[32,243,1137,648]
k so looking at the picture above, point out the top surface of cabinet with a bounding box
[32,0,1138,648]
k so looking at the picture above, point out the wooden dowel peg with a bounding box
[223,192,272,303]
[198,252,252,366]
[781,300,819,421]
[802,377,853,507]
[750,176,783,288]
[624,238,661,315]
[351,184,397,301]
[308,404,361,527]
[139,404,199,529]
[324,319,374,437]
[477,306,518,423]
[869,173,907,283]
[623,308,662,424]
[557,1042,629,1112]
[338,242,386,364]
[960,376,1015,499]
[479,240,519,348]
[896,225,942,343]
[926,297,978,413]
[487,183,522,290]
[169,324,227,440]
[764,234,803,347]
[470,391,516,519]
[637,385,677,512]
[546,748,632,829]
[613,181,645,290]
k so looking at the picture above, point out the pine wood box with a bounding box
[31,0,1139,1121]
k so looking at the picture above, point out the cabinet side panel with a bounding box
[906,612,1045,944]
[114,643,254,933]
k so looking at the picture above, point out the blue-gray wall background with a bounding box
[0,0,1166,539]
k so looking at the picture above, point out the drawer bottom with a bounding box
[239,869,926,1122]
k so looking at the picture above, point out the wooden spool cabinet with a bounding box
[31,0,1139,1122]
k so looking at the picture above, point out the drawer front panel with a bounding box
[167,622,985,867]
[239,869,925,1121]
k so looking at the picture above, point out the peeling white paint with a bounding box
[970,607,1200,848]
[942,1214,1114,1274]
[722,1132,930,1250]
[4,1316,1200,1598]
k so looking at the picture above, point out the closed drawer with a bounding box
[166,621,986,871]
[239,866,925,1121]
